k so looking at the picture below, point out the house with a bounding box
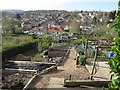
[49,27,64,34]
[80,24,91,31]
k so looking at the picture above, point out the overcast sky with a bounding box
[1,0,119,11]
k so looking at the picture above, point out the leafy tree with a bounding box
[3,19,22,35]
[70,18,81,33]
[16,14,21,19]
[92,16,97,25]
[109,11,116,20]
[2,19,16,35]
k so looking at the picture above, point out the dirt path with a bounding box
[31,47,90,88]
[58,47,77,72]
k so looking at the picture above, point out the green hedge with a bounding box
[2,39,38,60]
[78,55,85,66]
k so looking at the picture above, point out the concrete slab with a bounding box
[86,61,111,81]
[47,85,66,88]
[49,78,64,85]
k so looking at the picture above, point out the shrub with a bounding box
[76,45,84,55]
[74,39,86,45]
[38,38,51,52]
[92,50,95,57]
[78,55,85,66]
[2,39,38,60]
[36,53,44,57]
[56,60,61,65]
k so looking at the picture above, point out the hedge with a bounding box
[2,39,38,60]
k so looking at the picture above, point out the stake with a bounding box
[90,46,98,80]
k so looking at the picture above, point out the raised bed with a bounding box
[2,70,35,89]
[48,45,70,65]
[64,80,110,88]
[4,61,56,73]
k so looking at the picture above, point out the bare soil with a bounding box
[2,70,34,89]
[30,47,90,88]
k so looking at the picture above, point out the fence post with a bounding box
[90,46,98,80]
[84,40,88,63]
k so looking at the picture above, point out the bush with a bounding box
[2,39,38,60]
[74,39,86,45]
[76,45,84,55]
[78,55,85,66]
[38,38,51,51]
[36,53,44,57]
[92,50,95,57]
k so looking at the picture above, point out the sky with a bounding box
[0,0,119,11]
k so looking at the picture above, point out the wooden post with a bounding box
[84,40,88,63]
[90,46,98,80]
[69,74,72,80]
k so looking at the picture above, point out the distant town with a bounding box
[1,9,119,89]
[2,10,115,37]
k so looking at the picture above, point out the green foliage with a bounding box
[108,1,120,89]
[36,52,44,57]
[16,76,25,83]
[90,24,118,40]
[108,11,116,20]
[2,39,38,60]
[74,39,86,45]
[70,18,81,33]
[56,60,61,65]
[76,45,84,55]
[16,14,21,19]
[31,58,40,62]
[72,32,82,39]
[92,16,97,25]
[32,34,38,39]
[38,37,51,51]
[2,35,33,47]
[78,55,85,66]
[2,18,22,36]
[92,50,95,57]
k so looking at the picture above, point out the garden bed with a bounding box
[2,70,35,89]
[4,61,56,73]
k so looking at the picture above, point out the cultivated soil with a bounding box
[29,47,90,88]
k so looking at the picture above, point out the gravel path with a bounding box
[31,47,90,88]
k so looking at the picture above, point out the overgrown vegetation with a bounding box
[2,39,38,60]
[108,1,120,89]
[74,39,86,46]
[89,24,118,41]
[2,35,33,47]
[38,37,51,52]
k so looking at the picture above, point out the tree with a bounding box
[70,18,80,34]
[16,14,21,19]
[2,19,15,35]
[92,16,97,25]
[109,11,116,20]
[2,19,22,35]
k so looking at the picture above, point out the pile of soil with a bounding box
[11,54,30,61]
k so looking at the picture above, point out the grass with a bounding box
[2,35,33,47]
